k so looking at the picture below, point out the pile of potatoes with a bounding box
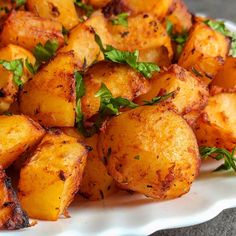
[0,0,235,230]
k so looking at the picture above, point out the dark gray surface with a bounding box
[153,1,236,236]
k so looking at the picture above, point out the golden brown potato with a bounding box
[0,11,64,51]
[108,13,173,61]
[26,0,79,30]
[0,168,30,230]
[211,57,236,89]
[0,44,36,113]
[61,127,84,142]
[195,92,236,151]
[81,61,150,120]
[80,134,117,200]
[98,106,200,199]
[178,22,230,84]
[60,11,112,68]
[18,131,88,221]
[86,0,111,8]
[20,52,80,127]
[0,115,45,169]
[166,0,192,33]
[135,65,209,115]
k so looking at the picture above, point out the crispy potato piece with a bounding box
[60,11,112,68]
[135,65,209,115]
[86,0,111,8]
[0,44,36,113]
[98,106,200,199]
[81,61,150,120]
[26,0,79,30]
[195,92,236,151]
[103,0,173,20]
[166,0,192,33]
[80,134,117,200]
[18,131,88,221]
[20,52,79,127]
[0,11,64,51]
[108,13,173,61]
[212,57,236,89]
[0,168,29,230]
[0,115,45,169]
[178,22,230,84]
[61,128,84,142]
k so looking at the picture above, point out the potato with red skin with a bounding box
[81,61,150,120]
[135,65,209,115]
[195,92,236,151]
[98,106,200,199]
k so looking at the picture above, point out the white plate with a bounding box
[2,19,236,236]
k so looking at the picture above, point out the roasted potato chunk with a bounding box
[212,57,236,89]
[108,13,173,61]
[20,52,79,127]
[195,92,236,151]
[0,11,64,51]
[98,106,200,199]
[178,22,230,84]
[61,127,84,142]
[81,61,150,120]
[26,0,79,30]
[80,134,117,200]
[0,115,45,169]
[18,131,88,221]
[135,65,209,115]
[86,0,111,8]
[0,168,29,230]
[60,11,112,68]
[0,44,36,113]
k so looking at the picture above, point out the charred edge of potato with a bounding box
[0,169,29,230]
[102,0,130,18]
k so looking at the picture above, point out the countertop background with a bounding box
[154,0,236,236]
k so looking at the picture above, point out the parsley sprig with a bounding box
[95,34,160,78]
[74,0,94,18]
[14,0,26,8]
[143,91,175,105]
[110,13,129,27]
[200,146,236,172]
[0,59,24,87]
[204,19,236,58]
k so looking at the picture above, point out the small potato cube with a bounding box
[0,168,29,230]
[178,22,230,84]
[98,106,200,199]
[81,61,150,120]
[18,131,88,221]
[80,134,117,200]
[135,65,209,115]
[20,52,79,127]
[26,0,79,30]
[212,57,236,89]
[0,44,36,113]
[0,115,45,169]
[195,92,236,151]
[0,11,64,51]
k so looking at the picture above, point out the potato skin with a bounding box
[135,65,209,115]
[81,61,150,120]
[0,115,45,169]
[18,131,88,221]
[212,57,236,89]
[80,134,117,200]
[0,44,36,113]
[195,92,236,151]
[0,168,30,230]
[26,0,79,30]
[20,52,79,127]
[98,106,200,199]
[0,11,64,51]
[178,22,230,84]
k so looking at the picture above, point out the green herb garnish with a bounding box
[74,0,94,18]
[14,0,26,7]
[204,19,236,58]
[95,34,160,78]
[25,58,39,75]
[200,146,236,172]
[110,13,129,27]
[0,59,24,87]
[143,91,175,105]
